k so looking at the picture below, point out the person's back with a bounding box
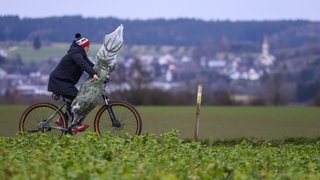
[48,39,95,99]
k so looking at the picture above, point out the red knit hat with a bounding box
[76,37,90,47]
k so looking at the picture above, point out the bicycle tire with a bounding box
[94,100,142,138]
[19,103,67,139]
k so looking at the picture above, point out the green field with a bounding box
[7,43,191,65]
[1,105,320,179]
[1,105,320,140]
[7,43,102,64]
[2,131,320,179]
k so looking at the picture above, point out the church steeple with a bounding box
[258,35,275,66]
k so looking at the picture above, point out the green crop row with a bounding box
[1,130,320,179]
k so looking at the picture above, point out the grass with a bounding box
[137,106,320,140]
[1,105,320,140]
[6,43,191,64]
[7,43,102,64]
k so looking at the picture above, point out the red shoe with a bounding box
[72,122,89,134]
[54,119,63,128]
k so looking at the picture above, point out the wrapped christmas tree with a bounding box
[71,25,124,121]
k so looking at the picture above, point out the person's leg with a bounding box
[63,95,75,122]
[63,86,78,122]
[54,95,74,127]
[65,88,89,133]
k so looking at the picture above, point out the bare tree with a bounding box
[267,72,284,105]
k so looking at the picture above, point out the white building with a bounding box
[258,36,275,66]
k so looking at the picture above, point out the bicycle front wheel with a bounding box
[19,103,67,139]
[94,100,142,138]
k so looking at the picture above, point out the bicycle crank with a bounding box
[37,121,52,132]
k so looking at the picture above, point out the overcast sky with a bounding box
[1,0,319,21]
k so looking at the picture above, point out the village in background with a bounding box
[0,36,315,106]
[1,17,320,106]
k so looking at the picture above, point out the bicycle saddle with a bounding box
[52,93,61,101]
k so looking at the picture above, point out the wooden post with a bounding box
[194,84,202,141]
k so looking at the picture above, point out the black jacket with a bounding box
[47,41,96,98]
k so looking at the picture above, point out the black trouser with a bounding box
[63,95,75,121]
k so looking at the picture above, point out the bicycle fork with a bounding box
[103,95,122,128]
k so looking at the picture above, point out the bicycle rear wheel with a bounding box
[19,103,67,139]
[94,100,142,138]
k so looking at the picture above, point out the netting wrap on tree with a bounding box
[71,25,124,116]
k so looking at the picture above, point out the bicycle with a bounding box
[19,80,142,139]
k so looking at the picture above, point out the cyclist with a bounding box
[47,33,99,134]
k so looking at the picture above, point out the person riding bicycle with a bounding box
[47,33,99,134]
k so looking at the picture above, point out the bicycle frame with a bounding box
[38,80,122,134]
[38,100,68,132]
[42,95,120,134]
[20,79,142,137]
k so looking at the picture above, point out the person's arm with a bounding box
[85,56,95,67]
[72,53,97,78]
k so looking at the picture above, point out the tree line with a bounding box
[1,16,320,106]
[1,15,320,49]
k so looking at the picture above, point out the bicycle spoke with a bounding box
[19,103,67,139]
[94,101,142,138]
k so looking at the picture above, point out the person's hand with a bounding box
[92,74,100,81]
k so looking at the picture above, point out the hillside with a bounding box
[1,16,320,105]
[1,15,320,49]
